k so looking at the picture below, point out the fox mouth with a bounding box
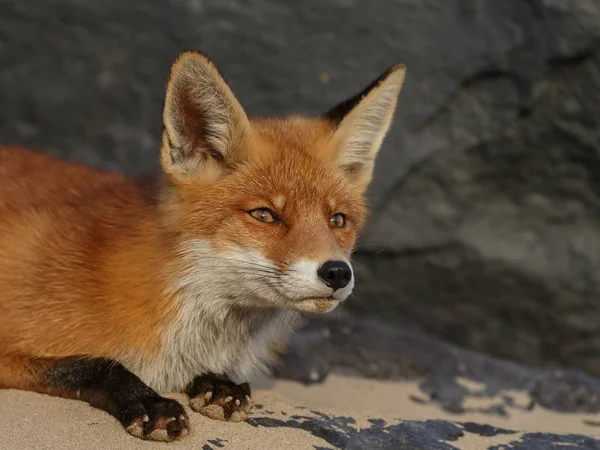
[288,296,340,314]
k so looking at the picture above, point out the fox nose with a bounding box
[317,260,352,291]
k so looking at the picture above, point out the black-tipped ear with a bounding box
[323,65,404,126]
[325,65,406,190]
[161,50,250,182]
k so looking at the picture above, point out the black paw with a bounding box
[120,396,190,441]
[186,373,252,422]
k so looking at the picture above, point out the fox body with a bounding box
[0,51,405,440]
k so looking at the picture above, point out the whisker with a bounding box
[275,309,288,337]
[348,291,369,312]
[192,264,283,276]
[215,254,289,267]
[210,258,287,271]
[204,257,300,274]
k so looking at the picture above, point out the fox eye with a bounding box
[249,208,277,224]
[330,213,346,228]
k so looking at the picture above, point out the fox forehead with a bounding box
[183,116,366,215]
[246,118,365,208]
[174,117,366,258]
[249,116,334,155]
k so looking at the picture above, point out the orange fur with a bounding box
[0,50,406,421]
[0,119,354,375]
[0,146,172,369]
[171,117,367,263]
[0,117,363,385]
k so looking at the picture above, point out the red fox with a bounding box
[0,50,405,441]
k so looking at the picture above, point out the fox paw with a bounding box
[123,397,190,441]
[187,373,252,422]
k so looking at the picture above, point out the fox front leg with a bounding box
[7,356,191,441]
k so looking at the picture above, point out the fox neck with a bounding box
[108,187,300,392]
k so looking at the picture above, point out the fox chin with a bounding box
[0,50,406,441]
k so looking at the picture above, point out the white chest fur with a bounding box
[125,288,299,393]
[124,241,302,393]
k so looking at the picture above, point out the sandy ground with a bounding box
[270,374,600,436]
[1,374,599,450]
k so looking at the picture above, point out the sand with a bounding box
[1,374,599,449]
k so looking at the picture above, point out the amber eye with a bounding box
[330,213,346,228]
[249,208,276,223]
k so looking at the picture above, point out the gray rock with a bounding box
[276,315,600,415]
[354,41,600,373]
[2,0,600,373]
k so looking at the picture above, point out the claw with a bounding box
[224,396,233,403]
[142,415,150,423]
[245,395,251,403]
[167,416,176,423]
[235,399,240,406]
[179,415,186,421]
[204,391,213,401]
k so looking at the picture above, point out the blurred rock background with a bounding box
[1,0,600,375]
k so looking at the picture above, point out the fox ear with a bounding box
[161,50,250,183]
[324,65,406,191]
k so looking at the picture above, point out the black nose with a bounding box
[317,260,352,291]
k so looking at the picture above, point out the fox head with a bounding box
[160,51,405,314]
